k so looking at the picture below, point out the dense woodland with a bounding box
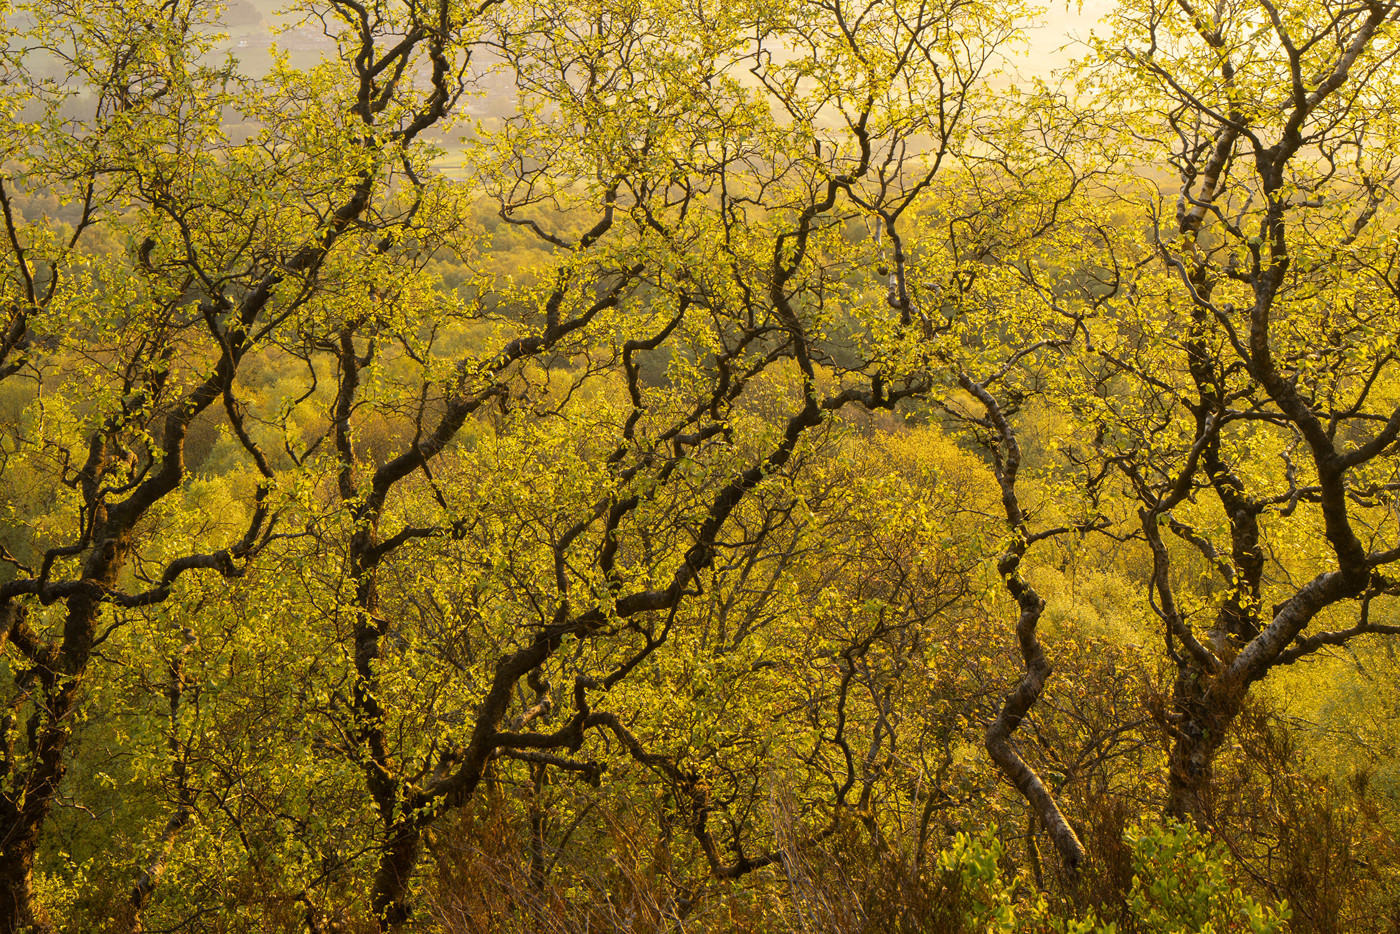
[2,0,1400,930]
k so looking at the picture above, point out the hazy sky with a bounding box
[1012,1,1116,81]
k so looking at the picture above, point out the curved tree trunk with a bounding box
[984,583,1086,872]
[961,374,1087,873]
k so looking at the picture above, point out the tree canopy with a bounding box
[3,0,1400,931]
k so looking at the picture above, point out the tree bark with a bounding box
[370,828,422,930]
[0,825,50,934]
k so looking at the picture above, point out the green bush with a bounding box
[934,822,1292,934]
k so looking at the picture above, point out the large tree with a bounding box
[1079,0,1400,825]
[277,0,1025,923]
[0,0,482,925]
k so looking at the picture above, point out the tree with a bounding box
[0,0,481,925]
[1079,0,1400,826]
[274,0,1029,922]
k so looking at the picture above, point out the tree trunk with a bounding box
[1165,727,1218,830]
[1162,661,1236,830]
[0,542,121,927]
[370,827,422,931]
[0,831,51,934]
